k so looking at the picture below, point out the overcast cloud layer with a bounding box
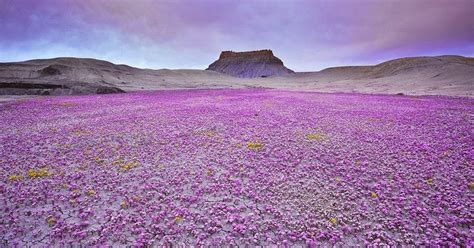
[1,0,473,71]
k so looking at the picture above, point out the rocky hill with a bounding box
[0,55,472,97]
[0,57,243,96]
[291,55,474,96]
[206,50,295,78]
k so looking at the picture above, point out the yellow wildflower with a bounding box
[204,130,216,137]
[427,178,434,186]
[329,218,337,224]
[8,175,23,181]
[27,168,51,178]
[121,200,128,209]
[307,132,323,141]
[86,189,96,196]
[47,217,56,227]
[112,158,123,165]
[94,156,103,163]
[246,141,263,150]
[119,161,140,172]
[371,192,378,198]
[174,216,182,222]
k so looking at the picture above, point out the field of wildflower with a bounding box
[0,89,473,246]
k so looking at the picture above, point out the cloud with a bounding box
[0,0,473,71]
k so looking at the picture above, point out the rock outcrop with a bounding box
[206,49,295,78]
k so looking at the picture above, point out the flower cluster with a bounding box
[0,89,472,246]
[27,168,52,178]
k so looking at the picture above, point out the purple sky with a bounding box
[1,0,473,71]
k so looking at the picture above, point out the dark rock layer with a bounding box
[0,82,124,95]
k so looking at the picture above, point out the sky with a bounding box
[1,0,473,71]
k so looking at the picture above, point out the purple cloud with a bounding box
[0,0,473,71]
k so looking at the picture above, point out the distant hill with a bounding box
[0,57,241,95]
[0,55,472,97]
[206,50,295,78]
[316,55,474,79]
[291,55,474,96]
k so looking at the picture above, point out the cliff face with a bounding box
[206,50,295,78]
